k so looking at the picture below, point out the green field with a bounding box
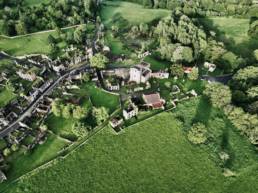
[0,86,16,108]
[0,133,69,191]
[0,26,76,56]
[45,114,78,141]
[200,17,258,59]
[101,1,170,27]
[0,32,54,56]
[4,98,258,193]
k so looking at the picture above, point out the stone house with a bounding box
[129,62,152,84]
[17,70,36,82]
[109,117,123,128]
[123,103,139,120]
[204,62,216,72]
[151,71,169,79]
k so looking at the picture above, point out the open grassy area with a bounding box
[74,83,120,113]
[45,114,78,141]
[4,98,258,193]
[101,1,170,28]
[144,56,170,71]
[0,26,77,56]
[0,86,16,108]
[199,17,258,59]
[0,32,54,56]
[0,133,69,191]
[4,110,225,193]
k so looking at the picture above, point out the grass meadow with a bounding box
[200,17,258,60]
[101,1,170,28]
[0,133,69,191]
[0,86,16,108]
[0,32,54,56]
[4,98,258,193]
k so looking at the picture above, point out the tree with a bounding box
[188,67,199,80]
[62,104,72,119]
[3,148,11,157]
[170,64,184,78]
[111,25,119,36]
[73,26,86,44]
[51,100,62,117]
[48,34,56,46]
[11,144,19,152]
[82,73,90,82]
[90,53,108,69]
[92,107,109,125]
[72,106,89,120]
[172,46,193,63]
[204,83,232,109]
[247,86,258,98]
[187,123,208,144]
[254,49,258,61]
[15,20,27,35]
[72,122,90,138]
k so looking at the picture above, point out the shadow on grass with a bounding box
[192,96,212,125]
[198,17,258,64]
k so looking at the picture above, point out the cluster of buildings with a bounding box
[101,61,169,92]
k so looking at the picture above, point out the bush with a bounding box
[187,122,207,144]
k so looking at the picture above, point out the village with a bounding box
[0,42,221,182]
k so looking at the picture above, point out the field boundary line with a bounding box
[0,24,85,39]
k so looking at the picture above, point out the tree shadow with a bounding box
[192,96,212,125]
[198,17,258,64]
[220,121,235,169]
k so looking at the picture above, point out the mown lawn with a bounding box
[74,83,120,113]
[144,56,170,71]
[4,98,258,193]
[101,1,170,28]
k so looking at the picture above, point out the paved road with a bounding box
[0,64,90,138]
[202,74,233,84]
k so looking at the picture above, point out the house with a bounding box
[106,82,120,91]
[27,89,40,102]
[183,67,193,74]
[142,93,165,109]
[204,62,216,72]
[103,46,111,53]
[129,62,152,84]
[52,64,66,73]
[138,51,151,59]
[187,89,198,97]
[17,70,37,81]
[109,117,123,128]
[151,71,169,79]
[123,103,139,120]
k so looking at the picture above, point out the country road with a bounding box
[0,64,90,138]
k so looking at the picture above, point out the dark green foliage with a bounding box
[0,0,97,36]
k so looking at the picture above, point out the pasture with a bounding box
[4,98,258,193]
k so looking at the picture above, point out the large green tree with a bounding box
[90,53,109,69]
[204,83,232,109]
[92,107,109,125]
